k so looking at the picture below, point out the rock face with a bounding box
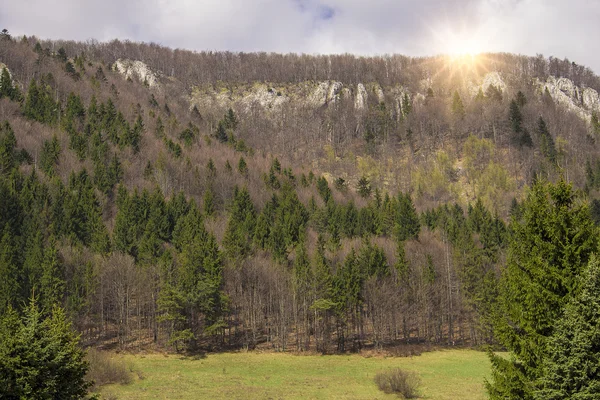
[308,81,343,106]
[354,83,368,110]
[0,62,12,80]
[539,76,600,121]
[240,84,288,110]
[469,71,507,97]
[113,59,160,87]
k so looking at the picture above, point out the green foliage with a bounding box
[0,121,17,175]
[488,179,597,399]
[537,117,557,164]
[393,192,420,241]
[223,187,256,260]
[215,121,228,143]
[237,156,248,176]
[451,90,465,120]
[357,176,372,198]
[179,124,198,147]
[0,67,20,101]
[0,299,91,399]
[23,79,59,124]
[203,187,215,216]
[591,111,600,135]
[485,84,503,102]
[315,176,331,202]
[39,135,61,177]
[516,91,527,107]
[509,99,523,138]
[402,93,412,117]
[536,254,600,399]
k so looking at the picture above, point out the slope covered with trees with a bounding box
[0,32,600,384]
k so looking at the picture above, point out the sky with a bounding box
[2,0,600,73]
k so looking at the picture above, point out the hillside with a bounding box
[1,33,600,354]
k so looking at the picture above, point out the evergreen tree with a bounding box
[451,90,465,120]
[487,179,597,399]
[0,121,17,175]
[0,67,15,100]
[393,192,420,241]
[216,120,228,143]
[203,187,215,216]
[537,117,557,163]
[237,156,248,176]
[316,176,332,202]
[516,91,527,107]
[0,299,91,399]
[486,84,503,102]
[536,254,600,399]
[357,176,372,198]
[591,111,600,135]
[509,100,523,136]
[39,135,61,177]
[401,93,412,117]
[0,225,19,311]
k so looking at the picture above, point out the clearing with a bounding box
[100,349,490,399]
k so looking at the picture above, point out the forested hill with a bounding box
[1,32,600,354]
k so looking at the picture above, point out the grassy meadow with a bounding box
[99,349,490,399]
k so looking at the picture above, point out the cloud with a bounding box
[1,0,599,73]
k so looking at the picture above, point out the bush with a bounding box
[374,368,420,398]
[85,348,132,389]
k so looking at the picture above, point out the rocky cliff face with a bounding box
[113,59,160,88]
[468,71,508,97]
[538,76,600,121]
[112,58,600,127]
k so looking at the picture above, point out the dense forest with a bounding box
[1,30,600,396]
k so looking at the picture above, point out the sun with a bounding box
[429,22,486,61]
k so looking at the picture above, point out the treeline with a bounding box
[1,34,597,92]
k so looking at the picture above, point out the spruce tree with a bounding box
[487,179,598,399]
[357,176,372,198]
[451,90,465,120]
[0,299,91,399]
[536,254,600,399]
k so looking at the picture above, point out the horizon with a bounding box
[3,1,599,74]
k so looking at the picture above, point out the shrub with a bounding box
[374,368,420,398]
[85,348,132,389]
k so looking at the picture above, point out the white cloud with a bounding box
[1,0,599,73]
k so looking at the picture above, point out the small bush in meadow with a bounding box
[86,348,132,389]
[374,368,420,398]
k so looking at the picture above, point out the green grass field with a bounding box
[100,349,490,399]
